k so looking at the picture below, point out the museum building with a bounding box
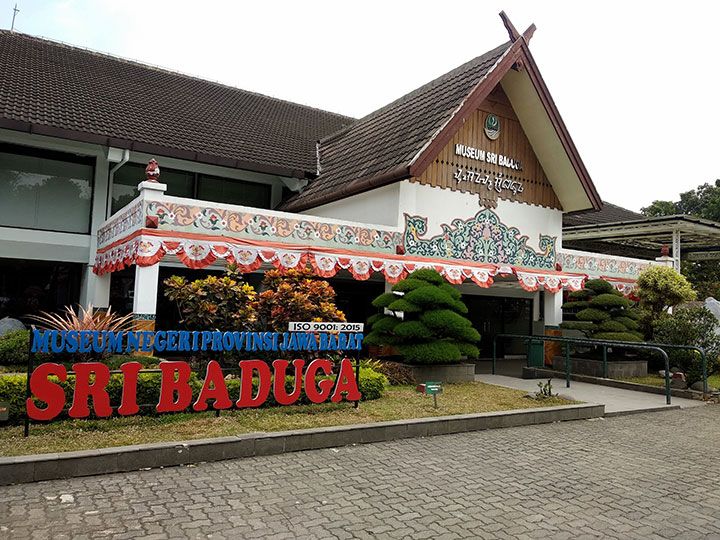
[0,15,653,356]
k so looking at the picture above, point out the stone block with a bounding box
[476,413,505,430]
[115,446,143,472]
[188,437,254,463]
[497,411,529,428]
[446,416,473,434]
[0,458,34,485]
[426,419,449,436]
[283,431,314,453]
[382,420,410,441]
[310,426,363,449]
[254,434,286,456]
[61,450,119,478]
[404,419,429,439]
[32,454,61,482]
[359,425,388,443]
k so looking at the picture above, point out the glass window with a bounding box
[0,258,82,319]
[0,146,94,233]
[197,174,272,209]
[111,163,194,214]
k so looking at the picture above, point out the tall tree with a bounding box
[641,179,720,299]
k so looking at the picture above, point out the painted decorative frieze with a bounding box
[145,201,402,253]
[556,251,650,279]
[403,208,556,270]
[97,201,143,247]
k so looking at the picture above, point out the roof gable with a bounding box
[283,13,601,213]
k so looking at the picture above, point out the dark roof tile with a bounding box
[281,41,511,210]
[0,31,354,176]
[563,202,644,227]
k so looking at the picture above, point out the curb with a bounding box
[605,405,681,417]
[0,403,604,486]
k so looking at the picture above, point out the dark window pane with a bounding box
[0,148,93,233]
[111,163,193,214]
[197,175,271,209]
[0,258,82,319]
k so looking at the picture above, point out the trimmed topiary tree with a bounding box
[560,278,643,342]
[364,269,481,364]
[636,265,696,337]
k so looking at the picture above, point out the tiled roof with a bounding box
[281,41,512,211]
[0,31,354,177]
[563,202,644,227]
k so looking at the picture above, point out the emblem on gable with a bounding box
[484,113,500,140]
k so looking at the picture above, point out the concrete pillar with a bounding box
[672,228,681,272]
[130,166,167,355]
[133,264,160,317]
[543,289,563,327]
[132,264,160,356]
[543,289,564,366]
[80,154,111,308]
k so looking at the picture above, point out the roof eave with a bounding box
[0,118,314,179]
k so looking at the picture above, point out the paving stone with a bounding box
[1,406,719,539]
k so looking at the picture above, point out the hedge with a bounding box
[0,329,30,366]
[0,366,387,425]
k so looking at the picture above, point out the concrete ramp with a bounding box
[476,374,705,415]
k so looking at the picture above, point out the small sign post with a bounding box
[416,381,443,408]
[0,402,8,422]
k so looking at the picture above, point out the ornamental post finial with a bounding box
[499,11,536,44]
[145,159,160,183]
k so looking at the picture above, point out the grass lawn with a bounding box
[619,374,720,388]
[0,382,574,457]
[617,375,665,387]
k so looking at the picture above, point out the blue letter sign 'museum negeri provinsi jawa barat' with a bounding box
[30,330,365,354]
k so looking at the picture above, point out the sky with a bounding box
[2,0,719,211]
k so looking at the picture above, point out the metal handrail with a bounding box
[492,334,674,404]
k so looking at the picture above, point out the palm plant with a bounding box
[27,304,135,361]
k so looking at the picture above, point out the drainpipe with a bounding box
[106,149,130,218]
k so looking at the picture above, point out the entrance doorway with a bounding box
[463,295,533,358]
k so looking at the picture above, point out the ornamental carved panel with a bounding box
[403,208,556,270]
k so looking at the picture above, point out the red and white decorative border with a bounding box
[93,233,637,295]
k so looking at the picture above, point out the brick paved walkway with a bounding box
[2,405,719,539]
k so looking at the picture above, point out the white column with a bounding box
[80,154,111,308]
[89,271,111,310]
[532,291,541,322]
[672,228,681,272]
[543,289,563,327]
[132,262,160,317]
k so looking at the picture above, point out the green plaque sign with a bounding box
[425,382,443,395]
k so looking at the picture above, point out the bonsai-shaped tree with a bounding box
[364,269,481,364]
[256,267,345,332]
[636,265,696,337]
[560,278,643,342]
